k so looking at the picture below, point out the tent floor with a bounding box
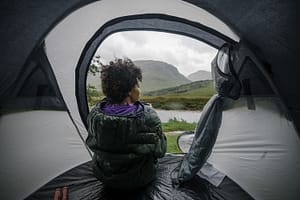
[27,154,253,200]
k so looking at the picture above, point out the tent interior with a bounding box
[1,0,300,199]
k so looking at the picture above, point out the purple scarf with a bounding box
[102,103,138,116]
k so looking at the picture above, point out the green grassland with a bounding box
[162,118,197,132]
[86,85,103,107]
[87,80,215,110]
[141,96,210,110]
[141,80,215,110]
[165,134,182,153]
[143,80,214,97]
[162,118,197,153]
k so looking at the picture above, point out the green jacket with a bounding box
[86,99,167,189]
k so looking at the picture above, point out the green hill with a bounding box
[134,60,191,92]
[187,70,212,81]
[86,60,215,110]
[143,80,215,97]
[141,80,215,110]
[87,60,192,92]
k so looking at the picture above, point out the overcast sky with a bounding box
[95,31,217,76]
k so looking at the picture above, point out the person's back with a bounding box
[86,58,167,189]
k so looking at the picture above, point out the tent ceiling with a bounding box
[0,0,299,132]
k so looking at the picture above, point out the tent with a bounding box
[1,0,299,199]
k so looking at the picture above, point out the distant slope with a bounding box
[134,60,191,92]
[187,70,212,81]
[144,80,215,97]
[87,60,192,92]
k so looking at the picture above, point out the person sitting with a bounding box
[86,58,167,189]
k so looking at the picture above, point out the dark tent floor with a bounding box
[26,154,253,200]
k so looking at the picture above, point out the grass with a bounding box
[141,96,210,110]
[86,86,103,107]
[143,80,215,97]
[162,118,197,132]
[166,134,182,153]
[162,118,196,153]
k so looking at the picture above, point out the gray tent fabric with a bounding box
[1,0,300,199]
[0,43,67,112]
[171,95,224,185]
[211,44,241,100]
[27,155,254,200]
[171,43,241,185]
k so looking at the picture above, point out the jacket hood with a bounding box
[96,98,145,118]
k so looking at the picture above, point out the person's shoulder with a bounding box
[89,98,107,113]
[139,101,155,113]
[88,101,105,119]
[140,101,152,108]
[89,102,101,113]
[138,101,160,122]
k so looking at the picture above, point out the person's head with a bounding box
[101,58,142,104]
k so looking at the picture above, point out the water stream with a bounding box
[155,109,202,123]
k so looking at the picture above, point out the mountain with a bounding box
[87,60,191,92]
[143,80,215,97]
[187,70,212,81]
[134,60,191,92]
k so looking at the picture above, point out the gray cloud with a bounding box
[96,31,217,76]
[120,31,149,46]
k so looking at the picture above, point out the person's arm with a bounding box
[154,123,167,158]
[85,108,99,152]
[145,107,167,158]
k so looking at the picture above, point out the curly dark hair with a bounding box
[101,58,142,103]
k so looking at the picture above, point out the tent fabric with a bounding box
[172,95,224,185]
[178,131,196,153]
[0,110,91,200]
[174,43,279,189]
[0,43,66,113]
[0,1,241,199]
[238,58,274,96]
[196,162,226,187]
[27,154,253,200]
[211,44,241,100]
[1,0,300,199]
[179,97,300,200]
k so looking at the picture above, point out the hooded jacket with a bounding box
[86,99,167,189]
